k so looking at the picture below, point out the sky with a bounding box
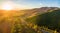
[0,0,59,10]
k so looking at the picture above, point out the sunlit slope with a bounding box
[0,10,26,33]
[0,10,38,33]
[0,10,40,33]
[0,7,59,33]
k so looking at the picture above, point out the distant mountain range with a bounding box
[20,7,59,18]
[0,7,59,18]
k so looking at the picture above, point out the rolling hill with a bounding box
[0,7,59,33]
[26,9,60,33]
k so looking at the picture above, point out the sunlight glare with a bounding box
[1,3,13,10]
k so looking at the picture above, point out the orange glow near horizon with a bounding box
[0,1,31,11]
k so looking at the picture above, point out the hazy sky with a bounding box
[0,0,59,10]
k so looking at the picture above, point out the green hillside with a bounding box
[26,9,60,32]
[0,7,59,33]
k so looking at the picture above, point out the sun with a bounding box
[1,3,13,10]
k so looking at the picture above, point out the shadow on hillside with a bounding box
[36,10,60,32]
